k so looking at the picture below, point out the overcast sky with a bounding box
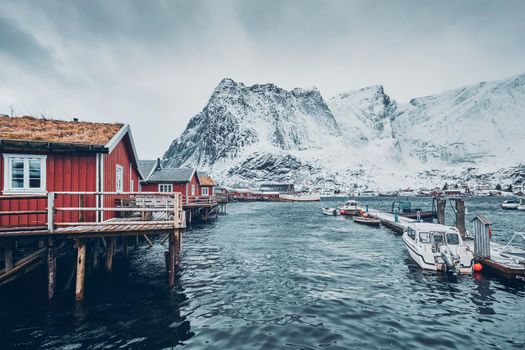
[1,0,524,158]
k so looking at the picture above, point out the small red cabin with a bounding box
[139,159,201,197]
[198,174,215,197]
[0,116,142,228]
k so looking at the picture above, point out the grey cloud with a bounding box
[0,15,56,71]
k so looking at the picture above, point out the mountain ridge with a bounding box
[163,73,525,190]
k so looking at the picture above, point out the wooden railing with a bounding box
[48,191,186,232]
[182,195,217,207]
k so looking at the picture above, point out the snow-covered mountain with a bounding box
[163,73,525,190]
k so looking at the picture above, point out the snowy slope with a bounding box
[163,74,525,190]
[393,73,525,169]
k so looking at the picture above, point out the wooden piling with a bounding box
[123,236,128,257]
[75,240,86,301]
[168,232,176,288]
[92,239,100,270]
[47,237,56,300]
[436,198,446,225]
[4,239,14,272]
[455,199,466,239]
[105,237,115,272]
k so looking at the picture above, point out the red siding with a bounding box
[1,133,141,227]
[0,152,97,227]
[102,134,140,221]
[140,172,201,198]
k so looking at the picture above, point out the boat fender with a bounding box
[473,263,483,272]
[488,227,492,239]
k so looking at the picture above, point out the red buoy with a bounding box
[473,263,483,272]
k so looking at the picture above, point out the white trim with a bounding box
[105,124,143,180]
[202,187,209,196]
[2,153,47,194]
[100,153,105,221]
[158,183,173,193]
[116,164,124,193]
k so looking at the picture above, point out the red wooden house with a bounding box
[0,116,142,228]
[139,159,201,197]
[198,174,215,197]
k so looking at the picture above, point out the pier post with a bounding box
[75,240,86,301]
[92,239,100,271]
[105,237,115,272]
[47,237,56,300]
[436,198,446,225]
[123,236,128,257]
[4,239,14,272]
[455,199,466,239]
[168,232,176,288]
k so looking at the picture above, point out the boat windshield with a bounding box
[432,232,444,245]
[419,232,430,243]
[446,233,460,245]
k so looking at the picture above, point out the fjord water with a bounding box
[1,197,523,349]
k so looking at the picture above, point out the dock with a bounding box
[0,191,187,300]
[366,204,525,279]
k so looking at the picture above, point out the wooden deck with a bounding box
[0,191,187,300]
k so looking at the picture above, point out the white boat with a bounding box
[338,200,360,216]
[279,193,321,202]
[402,223,474,274]
[517,199,525,211]
[322,207,339,216]
[501,199,520,210]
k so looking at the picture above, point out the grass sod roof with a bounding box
[0,116,123,146]
[199,175,215,186]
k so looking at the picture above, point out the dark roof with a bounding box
[147,167,196,183]
[139,160,157,179]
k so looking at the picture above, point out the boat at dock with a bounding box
[392,200,434,221]
[279,193,321,202]
[322,207,339,216]
[338,200,360,216]
[402,222,474,274]
[501,199,520,210]
[353,216,381,227]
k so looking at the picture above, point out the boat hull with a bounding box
[339,208,360,216]
[279,194,320,202]
[353,217,380,227]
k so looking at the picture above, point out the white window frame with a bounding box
[159,184,173,193]
[202,187,209,196]
[191,184,196,196]
[3,154,47,194]
[116,164,124,193]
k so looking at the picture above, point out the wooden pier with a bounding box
[0,191,186,300]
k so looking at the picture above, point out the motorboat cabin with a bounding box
[338,200,360,216]
[402,223,474,274]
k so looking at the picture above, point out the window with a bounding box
[116,165,124,193]
[3,154,46,193]
[191,184,196,196]
[446,233,460,245]
[130,179,134,193]
[419,232,430,243]
[159,184,173,193]
[407,228,416,240]
[202,187,209,196]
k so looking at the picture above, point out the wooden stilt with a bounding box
[168,232,176,288]
[47,237,56,300]
[455,199,466,239]
[4,239,14,272]
[436,198,446,225]
[105,237,115,272]
[143,234,154,248]
[123,236,128,257]
[92,239,100,271]
[134,235,139,248]
[75,240,86,301]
